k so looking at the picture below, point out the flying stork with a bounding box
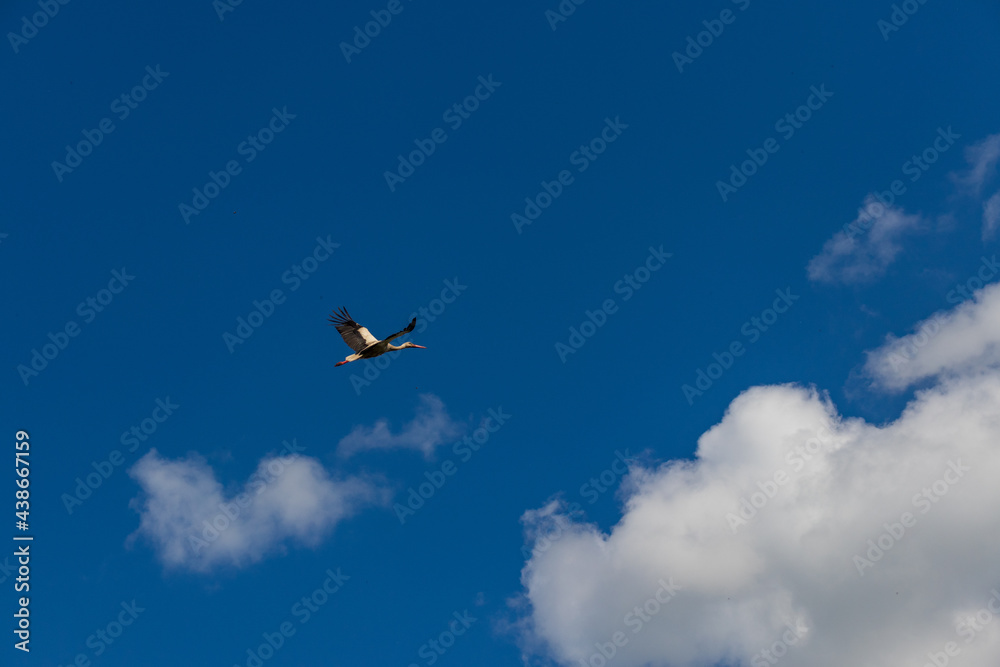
[328,307,426,367]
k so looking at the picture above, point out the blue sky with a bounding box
[4,0,1000,665]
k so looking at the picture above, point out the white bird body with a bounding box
[329,307,425,367]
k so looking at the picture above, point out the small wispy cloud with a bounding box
[982,191,1000,241]
[337,393,464,459]
[807,196,923,285]
[864,279,1000,391]
[127,450,387,572]
[951,132,1000,195]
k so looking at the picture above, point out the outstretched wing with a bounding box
[328,307,379,353]
[382,317,417,344]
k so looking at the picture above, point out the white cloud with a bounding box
[513,291,1000,667]
[128,450,387,572]
[864,278,1000,391]
[807,196,923,285]
[337,393,464,458]
[953,133,1000,195]
[983,191,1000,241]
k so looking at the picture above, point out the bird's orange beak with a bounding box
[411,345,427,349]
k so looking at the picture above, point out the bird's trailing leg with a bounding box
[335,353,361,367]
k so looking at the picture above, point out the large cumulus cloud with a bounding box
[514,285,1000,667]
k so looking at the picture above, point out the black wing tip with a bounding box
[328,306,355,326]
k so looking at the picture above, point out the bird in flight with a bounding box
[328,307,426,367]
